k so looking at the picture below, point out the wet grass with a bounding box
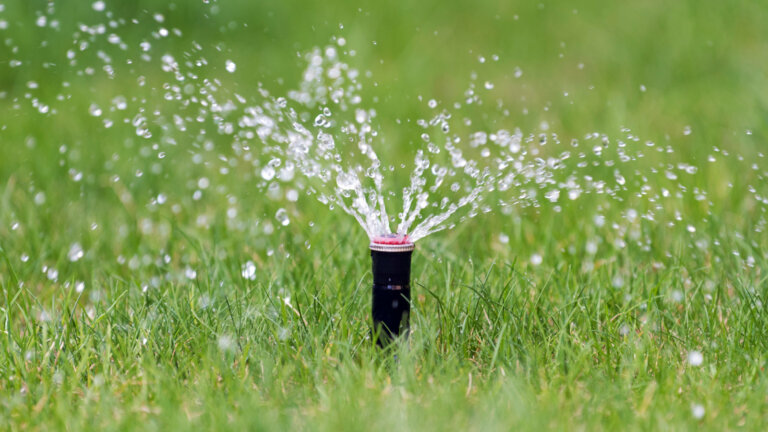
[1,0,768,430]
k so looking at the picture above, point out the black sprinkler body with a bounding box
[370,239,414,347]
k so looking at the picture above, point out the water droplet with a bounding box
[691,404,705,419]
[261,165,276,181]
[585,241,597,255]
[34,192,46,206]
[355,109,367,123]
[184,267,197,279]
[275,208,290,226]
[218,335,235,352]
[89,104,102,117]
[241,261,257,280]
[687,350,703,366]
[68,243,84,262]
[46,267,59,281]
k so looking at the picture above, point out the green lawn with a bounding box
[1,0,767,430]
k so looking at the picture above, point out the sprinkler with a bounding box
[370,234,414,347]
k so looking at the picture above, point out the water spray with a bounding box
[370,234,414,347]
[5,0,765,353]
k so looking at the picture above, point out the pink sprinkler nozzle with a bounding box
[372,233,411,246]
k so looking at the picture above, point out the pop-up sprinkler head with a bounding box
[370,234,414,347]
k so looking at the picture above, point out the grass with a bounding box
[1,0,768,430]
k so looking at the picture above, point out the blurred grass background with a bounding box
[2,0,766,243]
